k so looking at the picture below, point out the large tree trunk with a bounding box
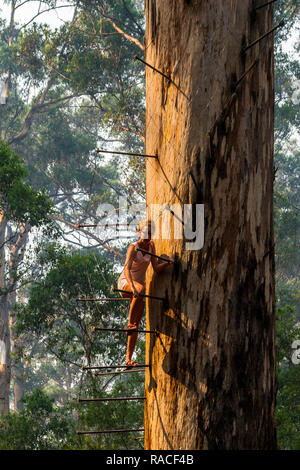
[144,0,276,450]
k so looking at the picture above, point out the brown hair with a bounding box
[137,219,154,234]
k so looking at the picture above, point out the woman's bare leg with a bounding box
[120,282,145,363]
[127,299,145,362]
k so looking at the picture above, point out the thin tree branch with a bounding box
[89,164,125,197]
[49,213,124,260]
[8,76,55,144]
[20,4,76,30]
[47,346,82,369]
[121,0,144,37]
[45,62,71,82]
[100,8,144,51]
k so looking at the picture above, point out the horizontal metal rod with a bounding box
[77,223,137,228]
[111,286,165,301]
[92,327,157,334]
[95,369,146,376]
[135,246,172,263]
[78,396,145,402]
[96,148,157,159]
[243,19,284,52]
[82,364,149,370]
[77,428,144,435]
[255,0,278,10]
[76,297,130,302]
[134,55,171,82]
[77,227,136,232]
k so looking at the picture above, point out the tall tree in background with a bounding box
[0,0,145,412]
[0,142,52,415]
[144,0,278,450]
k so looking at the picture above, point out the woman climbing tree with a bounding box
[117,219,174,367]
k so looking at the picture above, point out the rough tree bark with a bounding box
[144,0,276,450]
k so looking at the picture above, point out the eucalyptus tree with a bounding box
[143,0,299,450]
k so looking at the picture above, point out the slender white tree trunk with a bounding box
[0,214,10,415]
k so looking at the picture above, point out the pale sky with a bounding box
[0,1,75,28]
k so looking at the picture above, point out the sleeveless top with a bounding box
[118,240,153,286]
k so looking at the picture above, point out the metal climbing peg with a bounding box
[255,0,279,10]
[78,396,145,403]
[95,148,158,158]
[110,285,165,301]
[135,246,174,263]
[92,326,157,334]
[77,428,144,435]
[242,20,285,53]
[76,297,131,302]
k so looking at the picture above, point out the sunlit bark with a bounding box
[144,0,276,450]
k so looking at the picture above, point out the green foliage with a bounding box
[276,365,300,450]
[77,365,145,450]
[0,1,145,213]
[0,388,78,450]
[14,243,128,365]
[274,147,300,320]
[0,2,147,449]
[12,241,146,450]
[274,149,299,265]
[276,305,300,365]
[275,305,300,449]
[273,4,300,437]
[0,141,53,226]
[274,1,300,144]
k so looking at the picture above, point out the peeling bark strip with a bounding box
[144,0,276,450]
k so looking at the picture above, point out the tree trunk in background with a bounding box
[11,292,25,412]
[13,364,25,412]
[0,215,10,415]
[8,230,29,413]
[0,219,28,414]
[144,0,276,450]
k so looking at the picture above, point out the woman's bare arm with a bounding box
[150,241,174,273]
